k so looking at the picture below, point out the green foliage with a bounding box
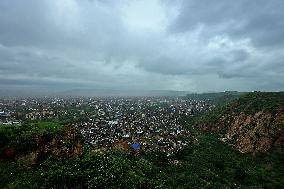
[0,121,63,138]
[0,121,164,188]
[0,150,166,189]
[29,122,63,134]
[2,133,282,188]
[163,128,284,188]
[228,92,284,114]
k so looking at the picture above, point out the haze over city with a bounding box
[0,0,284,94]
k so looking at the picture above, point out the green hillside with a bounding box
[165,92,284,188]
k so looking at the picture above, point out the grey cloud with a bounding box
[0,0,283,92]
[171,0,284,48]
[229,50,249,62]
[0,0,58,47]
[138,45,250,77]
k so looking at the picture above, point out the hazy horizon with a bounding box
[1,0,284,93]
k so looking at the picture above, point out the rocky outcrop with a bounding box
[202,111,284,153]
[33,125,84,157]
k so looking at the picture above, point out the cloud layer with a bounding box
[0,0,284,92]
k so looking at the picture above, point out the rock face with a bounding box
[33,125,84,157]
[202,110,284,153]
[3,126,84,165]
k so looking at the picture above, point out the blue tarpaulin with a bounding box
[131,143,141,149]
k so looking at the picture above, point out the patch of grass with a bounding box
[29,122,63,134]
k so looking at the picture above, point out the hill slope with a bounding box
[192,92,284,153]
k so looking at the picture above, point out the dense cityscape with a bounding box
[0,97,213,153]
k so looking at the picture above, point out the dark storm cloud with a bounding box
[0,0,283,92]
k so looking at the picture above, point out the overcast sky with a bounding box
[0,0,284,92]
